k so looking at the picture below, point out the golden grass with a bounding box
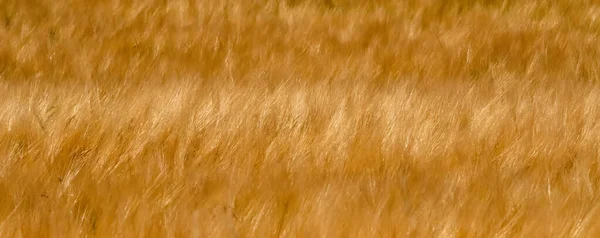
[2,0,600,236]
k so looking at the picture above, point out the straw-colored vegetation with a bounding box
[2,0,600,236]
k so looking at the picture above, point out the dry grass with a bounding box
[2,0,600,237]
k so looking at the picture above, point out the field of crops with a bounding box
[2,0,600,236]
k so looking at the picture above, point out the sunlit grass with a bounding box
[1,0,600,237]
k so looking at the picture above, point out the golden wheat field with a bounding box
[2,0,600,237]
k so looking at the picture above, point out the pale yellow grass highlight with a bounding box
[2,0,600,237]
